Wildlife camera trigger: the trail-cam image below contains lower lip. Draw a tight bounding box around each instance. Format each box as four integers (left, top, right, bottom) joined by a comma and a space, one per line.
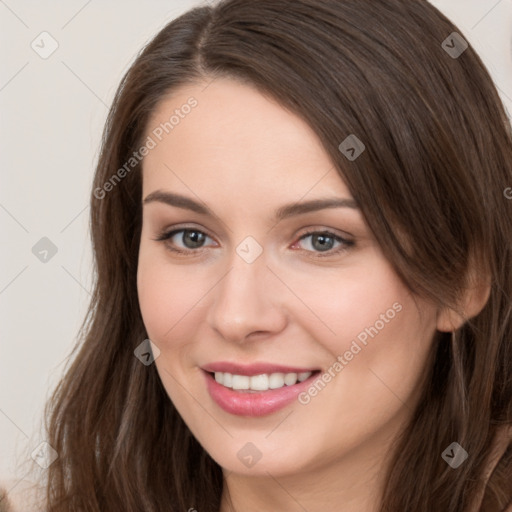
202, 370, 319, 417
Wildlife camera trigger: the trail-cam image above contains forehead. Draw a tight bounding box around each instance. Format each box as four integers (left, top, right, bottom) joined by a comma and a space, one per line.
142, 77, 351, 201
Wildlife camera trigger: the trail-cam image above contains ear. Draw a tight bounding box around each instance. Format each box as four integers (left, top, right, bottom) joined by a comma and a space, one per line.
436, 264, 491, 332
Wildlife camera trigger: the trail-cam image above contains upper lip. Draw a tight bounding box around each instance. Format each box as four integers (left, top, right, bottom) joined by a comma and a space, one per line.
202, 361, 319, 376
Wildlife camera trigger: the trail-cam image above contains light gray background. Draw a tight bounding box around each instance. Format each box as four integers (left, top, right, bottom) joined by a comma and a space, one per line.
1, 0, 511, 480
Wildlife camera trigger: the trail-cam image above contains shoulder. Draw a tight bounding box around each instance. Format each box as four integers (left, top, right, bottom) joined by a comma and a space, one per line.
0, 478, 45, 512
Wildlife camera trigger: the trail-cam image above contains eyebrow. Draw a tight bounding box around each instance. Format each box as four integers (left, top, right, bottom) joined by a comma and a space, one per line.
143, 190, 359, 222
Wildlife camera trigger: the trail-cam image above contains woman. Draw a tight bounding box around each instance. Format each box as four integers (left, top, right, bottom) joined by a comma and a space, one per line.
5, 0, 511, 510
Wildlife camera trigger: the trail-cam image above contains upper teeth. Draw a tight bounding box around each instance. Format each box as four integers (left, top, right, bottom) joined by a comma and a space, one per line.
214, 371, 312, 391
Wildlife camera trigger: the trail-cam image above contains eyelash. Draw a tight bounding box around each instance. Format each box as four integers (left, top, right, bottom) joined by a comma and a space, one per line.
153, 226, 355, 258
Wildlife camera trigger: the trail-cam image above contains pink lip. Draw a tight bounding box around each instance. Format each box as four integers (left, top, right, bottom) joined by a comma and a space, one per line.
202, 368, 320, 417
202, 361, 318, 376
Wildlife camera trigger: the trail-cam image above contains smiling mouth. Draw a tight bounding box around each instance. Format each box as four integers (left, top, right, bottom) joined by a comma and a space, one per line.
206, 370, 322, 392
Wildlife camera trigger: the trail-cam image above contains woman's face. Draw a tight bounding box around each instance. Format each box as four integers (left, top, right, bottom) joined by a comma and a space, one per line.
137, 77, 440, 479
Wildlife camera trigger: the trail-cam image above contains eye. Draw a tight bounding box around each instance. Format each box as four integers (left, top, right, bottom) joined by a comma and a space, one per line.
293, 230, 354, 257
153, 227, 215, 254
153, 226, 354, 258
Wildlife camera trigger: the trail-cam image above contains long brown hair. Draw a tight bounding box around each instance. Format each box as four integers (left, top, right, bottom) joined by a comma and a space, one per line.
43, 0, 512, 510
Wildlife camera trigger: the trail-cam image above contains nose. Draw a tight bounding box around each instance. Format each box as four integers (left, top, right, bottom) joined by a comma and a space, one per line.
206, 249, 288, 344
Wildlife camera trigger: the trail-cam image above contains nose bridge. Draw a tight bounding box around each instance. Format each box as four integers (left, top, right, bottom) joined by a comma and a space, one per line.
206, 240, 286, 342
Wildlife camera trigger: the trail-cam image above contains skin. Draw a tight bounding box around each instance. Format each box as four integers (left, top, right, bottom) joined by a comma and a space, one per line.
136, 77, 484, 512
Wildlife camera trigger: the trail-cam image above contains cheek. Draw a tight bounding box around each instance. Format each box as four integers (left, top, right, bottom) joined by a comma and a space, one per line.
292, 259, 435, 406
290, 281, 435, 458
136, 249, 207, 346
310, 289, 435, 433
282, 258, 407, 356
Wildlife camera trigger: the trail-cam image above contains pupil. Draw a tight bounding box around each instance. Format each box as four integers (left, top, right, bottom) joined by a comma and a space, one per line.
313, 234, 333, 252
185, 230, 204, 248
